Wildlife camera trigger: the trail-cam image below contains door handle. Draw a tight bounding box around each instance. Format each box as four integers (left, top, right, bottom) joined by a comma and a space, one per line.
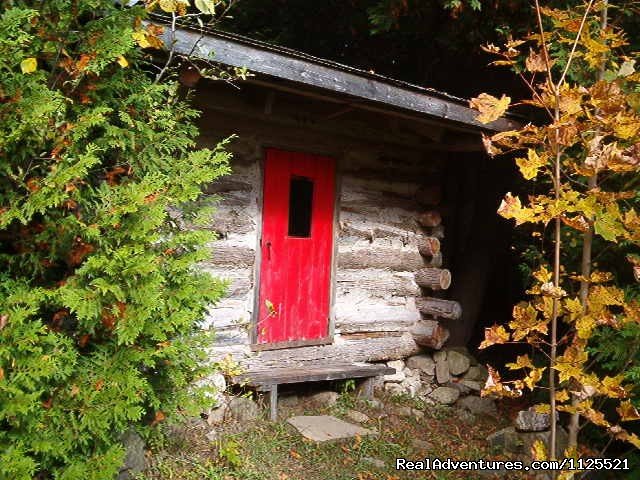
265, 241, 272, 260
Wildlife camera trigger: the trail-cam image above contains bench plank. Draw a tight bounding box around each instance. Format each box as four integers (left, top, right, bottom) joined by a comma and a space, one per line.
234, 363, 394, 390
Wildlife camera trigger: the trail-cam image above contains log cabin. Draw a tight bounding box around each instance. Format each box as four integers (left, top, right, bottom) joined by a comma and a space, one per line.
156, 21, 520, 414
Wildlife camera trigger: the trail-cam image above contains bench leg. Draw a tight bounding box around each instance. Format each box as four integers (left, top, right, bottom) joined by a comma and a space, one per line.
357, 377, 375, 399
269, 385, 278, 421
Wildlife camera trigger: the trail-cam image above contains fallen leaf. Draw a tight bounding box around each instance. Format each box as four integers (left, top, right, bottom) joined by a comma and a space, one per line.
21, 57, 37, 74
469, 93, 511, 124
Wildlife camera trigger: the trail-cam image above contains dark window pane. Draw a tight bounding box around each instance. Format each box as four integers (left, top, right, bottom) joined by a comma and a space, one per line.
288, 176, 313, 237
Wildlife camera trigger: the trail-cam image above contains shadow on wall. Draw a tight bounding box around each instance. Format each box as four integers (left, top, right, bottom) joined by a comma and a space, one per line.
443, 152, 522, 348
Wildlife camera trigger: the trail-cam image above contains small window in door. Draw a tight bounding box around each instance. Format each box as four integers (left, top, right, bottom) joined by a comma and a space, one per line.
288, 176, 314, 237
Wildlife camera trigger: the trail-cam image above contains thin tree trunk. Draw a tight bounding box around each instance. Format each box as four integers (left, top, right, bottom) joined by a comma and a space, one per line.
568, 0, 608, 450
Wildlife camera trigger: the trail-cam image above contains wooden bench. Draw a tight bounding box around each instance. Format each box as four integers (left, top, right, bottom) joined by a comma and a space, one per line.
233, 362, 395, 420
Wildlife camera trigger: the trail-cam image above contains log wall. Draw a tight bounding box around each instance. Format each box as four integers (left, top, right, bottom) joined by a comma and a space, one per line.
193, 81, 462, 368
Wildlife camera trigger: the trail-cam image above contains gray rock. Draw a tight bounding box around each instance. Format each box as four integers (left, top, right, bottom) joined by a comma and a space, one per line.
205, 429, 219, 442
429, 386, 460, 405
460, 380, 483, 392
447, 350, 471, 376
206, 403, 228, 426
228, 396, 260, 422
455, 408, 476, 423
515, 410, 551, 432
448, 381, 472, 395
287, 415, 377, 442
117, 429, 146, 480
346, 410, 370, 423
456, 395, 497, 416
384, 360, 406, 382
463, 365, 489, 382
392, 405, 414, 417
384, 382, 404, 395
406, 354, 436, 375
435, 357, 450, 384
488, 426, 568, 458
308, 390, 340, 407
362, 457, 386, 469
433, 350, 447, 362
279, 395, 300, 408
487, 426, 522, 454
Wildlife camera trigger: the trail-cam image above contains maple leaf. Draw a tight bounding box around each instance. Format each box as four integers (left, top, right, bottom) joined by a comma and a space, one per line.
479, 324, 510, 349
469, 93, 511, 124
617, 401, 640, 422
515, 149, 546, 180
506, 354, 534, 370
497, 192, 534, 225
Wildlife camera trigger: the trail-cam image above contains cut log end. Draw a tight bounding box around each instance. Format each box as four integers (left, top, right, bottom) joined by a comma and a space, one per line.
417, 236, 441, 257
416, 296, 462, 320
417, 210, 442, 228
415, 267, 452, 290
411, 321, 450, 350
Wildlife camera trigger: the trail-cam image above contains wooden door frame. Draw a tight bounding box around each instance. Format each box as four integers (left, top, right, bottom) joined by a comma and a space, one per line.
249, 145, 341, 351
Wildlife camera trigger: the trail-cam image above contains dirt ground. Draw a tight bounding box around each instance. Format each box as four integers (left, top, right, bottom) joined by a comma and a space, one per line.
138, 387, 543, 480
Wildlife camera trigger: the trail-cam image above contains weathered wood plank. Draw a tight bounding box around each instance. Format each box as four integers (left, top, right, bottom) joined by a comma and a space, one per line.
163, 24, 519, 132
206, 244, 256, 267
336, 269, 419, 297
338, 245, 427, 271
235, 363, 394, 387
226, 332, 421, 369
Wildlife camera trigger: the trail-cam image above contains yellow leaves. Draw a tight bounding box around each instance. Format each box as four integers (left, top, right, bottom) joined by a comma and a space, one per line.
533, 266, 552, 284
530, 439, 547, 461
159, 0, 190, 14
555, 390, 570, 402
194, 0, 218, 14
618, 59, 636, 77
479, 325, 510, 349
481, 365, 522, 398
116, 55, 129, 68
498, 347, 546, 391
575, 314, 596, 339
540, 282, 567, 299
20, 57, 37, 74
132, 27, 165, 50
497, 193, 533, 226
506, 354, 534, 371
534, 403, 551, 414
618, 401, 640, 422
469, 93, 511, 124
515, 149, 546, 180
523, 366, 546, 390
509, 302, 548, 341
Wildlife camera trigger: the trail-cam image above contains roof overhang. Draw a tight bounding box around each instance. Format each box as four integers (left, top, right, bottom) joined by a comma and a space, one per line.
152, 20, 520, 134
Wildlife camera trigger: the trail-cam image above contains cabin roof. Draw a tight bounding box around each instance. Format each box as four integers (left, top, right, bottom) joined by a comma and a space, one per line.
151, 16, 520, 133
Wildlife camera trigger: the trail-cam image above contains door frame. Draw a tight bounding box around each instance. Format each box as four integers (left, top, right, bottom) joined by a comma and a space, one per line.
250, 145, 341, 351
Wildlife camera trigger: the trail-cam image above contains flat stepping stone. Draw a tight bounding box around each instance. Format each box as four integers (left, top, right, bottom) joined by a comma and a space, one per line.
287, 415, 377, 442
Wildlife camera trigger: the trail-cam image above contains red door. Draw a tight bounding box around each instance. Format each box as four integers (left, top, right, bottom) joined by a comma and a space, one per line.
256, 149, 336, 346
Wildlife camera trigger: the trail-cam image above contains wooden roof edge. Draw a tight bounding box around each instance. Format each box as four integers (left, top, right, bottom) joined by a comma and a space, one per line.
147, 18, 524, 134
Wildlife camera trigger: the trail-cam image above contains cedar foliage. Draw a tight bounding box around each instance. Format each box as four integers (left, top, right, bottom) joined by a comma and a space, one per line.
472, 1, 640, 471
0, 1, 231, 478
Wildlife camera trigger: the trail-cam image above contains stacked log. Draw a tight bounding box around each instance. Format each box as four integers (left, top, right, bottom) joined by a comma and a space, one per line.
415, 267, 451, 290
412, 188, 462, 351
